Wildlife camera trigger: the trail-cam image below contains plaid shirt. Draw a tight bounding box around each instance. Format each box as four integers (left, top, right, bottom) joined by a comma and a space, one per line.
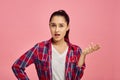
12, 38, 85, 80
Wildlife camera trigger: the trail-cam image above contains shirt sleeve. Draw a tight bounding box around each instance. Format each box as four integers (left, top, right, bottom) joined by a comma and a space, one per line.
12, 44, 39, 80
74, 47, 86, 80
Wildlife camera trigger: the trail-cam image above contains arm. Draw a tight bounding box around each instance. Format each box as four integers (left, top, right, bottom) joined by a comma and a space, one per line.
78, 43, 100, 67
75, 43, 100, 79
12, 44, 38, 80
78, 53, 86, 67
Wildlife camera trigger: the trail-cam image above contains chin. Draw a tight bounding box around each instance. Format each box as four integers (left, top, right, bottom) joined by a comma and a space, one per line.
53, 37, 63, 42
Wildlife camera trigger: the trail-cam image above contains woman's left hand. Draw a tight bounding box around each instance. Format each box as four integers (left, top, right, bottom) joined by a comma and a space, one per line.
82, 42, 101, 55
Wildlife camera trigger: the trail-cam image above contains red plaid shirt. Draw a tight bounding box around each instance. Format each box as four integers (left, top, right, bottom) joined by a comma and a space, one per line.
12, 38, 85, 80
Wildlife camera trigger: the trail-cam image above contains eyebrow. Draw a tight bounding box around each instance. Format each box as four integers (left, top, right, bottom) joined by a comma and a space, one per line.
50, 23, 65, 25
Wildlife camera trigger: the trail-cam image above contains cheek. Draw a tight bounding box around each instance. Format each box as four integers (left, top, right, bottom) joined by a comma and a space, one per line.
61, 28, 68, 35
49, 28, 52, 33
50, 28, 55, 36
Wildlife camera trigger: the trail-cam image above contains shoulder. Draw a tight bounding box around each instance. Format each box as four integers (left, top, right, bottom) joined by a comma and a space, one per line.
70, 43, 82, 53
35, 39, 50, 48
70, 43, 81, 50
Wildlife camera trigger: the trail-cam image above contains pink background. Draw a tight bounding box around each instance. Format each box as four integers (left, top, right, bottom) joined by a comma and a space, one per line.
0, 0, 120, 80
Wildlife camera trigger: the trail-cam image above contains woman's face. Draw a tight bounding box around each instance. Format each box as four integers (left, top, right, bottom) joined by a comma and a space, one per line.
49, 16, 69, 42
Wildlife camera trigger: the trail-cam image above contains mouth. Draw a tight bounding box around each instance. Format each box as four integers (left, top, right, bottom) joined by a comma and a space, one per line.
54, 34, 60, 37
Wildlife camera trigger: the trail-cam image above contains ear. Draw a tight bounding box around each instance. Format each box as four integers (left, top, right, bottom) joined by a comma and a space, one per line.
67, 25, 70, 31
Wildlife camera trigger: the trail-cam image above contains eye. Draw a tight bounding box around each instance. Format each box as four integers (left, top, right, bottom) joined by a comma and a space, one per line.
52, 24, 56, 27
50, 23, 56, 27
59, 24, 64, 27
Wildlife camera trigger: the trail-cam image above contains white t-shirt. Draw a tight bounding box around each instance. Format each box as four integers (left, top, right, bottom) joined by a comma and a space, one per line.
52, 44, 68, 80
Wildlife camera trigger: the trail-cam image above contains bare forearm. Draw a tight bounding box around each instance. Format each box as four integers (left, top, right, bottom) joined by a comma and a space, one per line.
78, 43, 100, 67
78, 53, 86, 67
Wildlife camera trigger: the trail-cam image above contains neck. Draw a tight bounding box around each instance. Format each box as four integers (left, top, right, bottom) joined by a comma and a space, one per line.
52, 38, 66, 46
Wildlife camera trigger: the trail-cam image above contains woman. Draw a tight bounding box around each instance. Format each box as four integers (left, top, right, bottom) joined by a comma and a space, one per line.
12, 10, 100, 80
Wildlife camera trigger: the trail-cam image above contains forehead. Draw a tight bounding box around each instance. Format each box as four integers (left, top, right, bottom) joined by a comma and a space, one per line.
50, 16, 67, 24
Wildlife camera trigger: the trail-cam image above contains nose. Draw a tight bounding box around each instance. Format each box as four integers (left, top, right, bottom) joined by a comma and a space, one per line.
55, 26, 59, 32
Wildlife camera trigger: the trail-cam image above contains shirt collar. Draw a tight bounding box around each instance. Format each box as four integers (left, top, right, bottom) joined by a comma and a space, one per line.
47, 38, 73, 50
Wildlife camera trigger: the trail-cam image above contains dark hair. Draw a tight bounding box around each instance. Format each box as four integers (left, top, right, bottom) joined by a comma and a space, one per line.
49, 10, 70, 41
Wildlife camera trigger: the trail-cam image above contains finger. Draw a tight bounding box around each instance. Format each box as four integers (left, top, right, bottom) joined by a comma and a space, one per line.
90, 42, 95, 52
88, 44, 92, 51
93, 44, 100, 51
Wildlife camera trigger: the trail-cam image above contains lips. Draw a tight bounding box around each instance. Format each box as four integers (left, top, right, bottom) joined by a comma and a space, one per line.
54, 34, 60, 36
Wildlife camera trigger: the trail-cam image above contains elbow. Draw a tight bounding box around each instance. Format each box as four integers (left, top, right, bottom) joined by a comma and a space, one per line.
12, 63, 16, 72
11, 62, 20, 72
